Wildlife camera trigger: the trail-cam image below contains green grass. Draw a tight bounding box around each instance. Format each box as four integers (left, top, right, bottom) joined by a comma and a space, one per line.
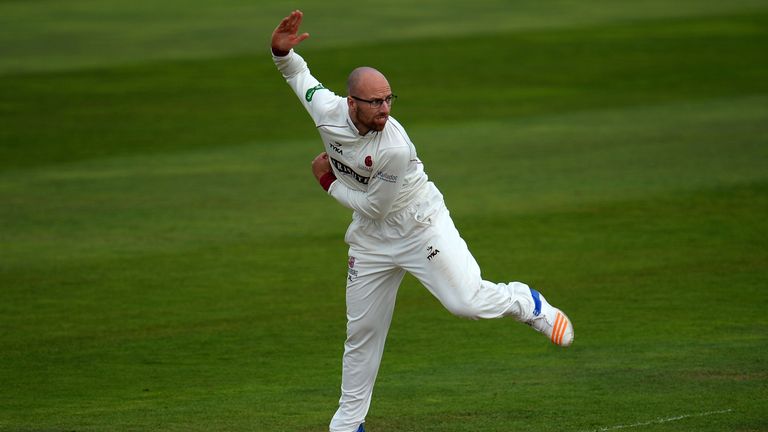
1, 2, 767, 431
2, 0, 765, 73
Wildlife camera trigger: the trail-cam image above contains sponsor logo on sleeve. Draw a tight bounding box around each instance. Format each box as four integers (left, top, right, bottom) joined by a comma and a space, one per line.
305, 84, 326, 102
375, 171, 398, 183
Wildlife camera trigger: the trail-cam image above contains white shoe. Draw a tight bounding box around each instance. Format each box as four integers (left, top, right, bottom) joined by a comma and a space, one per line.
527, 288, 574, 347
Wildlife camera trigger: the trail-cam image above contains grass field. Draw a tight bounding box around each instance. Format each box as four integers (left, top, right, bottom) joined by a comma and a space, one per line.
1, 1, 767, 431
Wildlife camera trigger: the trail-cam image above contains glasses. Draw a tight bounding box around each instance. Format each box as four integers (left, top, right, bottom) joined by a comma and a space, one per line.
351, 94, 397, 108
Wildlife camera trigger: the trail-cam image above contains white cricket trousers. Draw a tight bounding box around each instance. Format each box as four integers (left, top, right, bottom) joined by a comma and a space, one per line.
329, 183, 536, 432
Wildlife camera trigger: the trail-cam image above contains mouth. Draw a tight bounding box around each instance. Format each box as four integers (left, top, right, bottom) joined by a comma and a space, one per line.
372, 115, 388, 131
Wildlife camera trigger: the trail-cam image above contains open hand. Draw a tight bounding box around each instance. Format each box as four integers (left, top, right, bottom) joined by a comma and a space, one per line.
271, 10, 310, 53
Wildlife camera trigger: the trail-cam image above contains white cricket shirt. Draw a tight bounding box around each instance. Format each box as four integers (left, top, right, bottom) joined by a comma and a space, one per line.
273, 50, 430, 220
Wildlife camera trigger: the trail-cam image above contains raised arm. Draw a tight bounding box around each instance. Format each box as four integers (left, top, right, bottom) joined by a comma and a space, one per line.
271, 10, 310, 56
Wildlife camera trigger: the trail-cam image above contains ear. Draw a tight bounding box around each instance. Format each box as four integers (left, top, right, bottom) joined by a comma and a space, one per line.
347, 96, 358, 118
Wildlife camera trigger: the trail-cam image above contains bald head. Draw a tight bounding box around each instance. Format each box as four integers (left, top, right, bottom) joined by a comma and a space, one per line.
346, 66, 393, 135
347, 67, 388, 96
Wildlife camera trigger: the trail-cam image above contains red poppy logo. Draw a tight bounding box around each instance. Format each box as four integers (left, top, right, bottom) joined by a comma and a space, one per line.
365, 156, 373, 167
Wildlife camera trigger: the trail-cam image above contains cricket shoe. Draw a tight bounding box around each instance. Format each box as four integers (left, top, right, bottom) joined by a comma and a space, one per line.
527, 288, 574, 347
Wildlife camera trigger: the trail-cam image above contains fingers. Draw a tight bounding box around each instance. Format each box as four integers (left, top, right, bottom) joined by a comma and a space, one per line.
286, 10, 303, 33
293, 10, 303, 27
275, 11, 298, 32
273, 10, 309, 51
275, 10, 308, 41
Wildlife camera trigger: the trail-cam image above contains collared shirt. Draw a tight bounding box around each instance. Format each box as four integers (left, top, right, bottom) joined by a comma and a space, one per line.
274, 50, 430, 220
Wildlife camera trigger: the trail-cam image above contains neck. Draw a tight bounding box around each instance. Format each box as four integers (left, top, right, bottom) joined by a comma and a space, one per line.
354, 121, 370, 136
349, 108, 370, 136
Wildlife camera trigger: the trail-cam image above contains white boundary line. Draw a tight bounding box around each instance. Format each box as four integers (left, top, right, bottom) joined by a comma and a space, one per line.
581, 408, 733, 432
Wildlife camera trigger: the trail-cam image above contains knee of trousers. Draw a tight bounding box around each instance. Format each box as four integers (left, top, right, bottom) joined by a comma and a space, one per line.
443, 300, 491, 319
345, 314, 389, 347
440, 278, 516, 320
445, 304, 481, 319
439, 283, 488, 319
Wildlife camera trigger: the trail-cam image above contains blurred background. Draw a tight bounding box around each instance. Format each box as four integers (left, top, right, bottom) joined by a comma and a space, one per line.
1, 1, 766, 431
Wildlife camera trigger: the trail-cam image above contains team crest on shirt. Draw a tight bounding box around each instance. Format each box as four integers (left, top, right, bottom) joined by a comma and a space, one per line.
358, 155, 373, 172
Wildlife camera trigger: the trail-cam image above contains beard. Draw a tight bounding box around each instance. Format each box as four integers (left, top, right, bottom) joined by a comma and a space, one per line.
370, 114, 389, 131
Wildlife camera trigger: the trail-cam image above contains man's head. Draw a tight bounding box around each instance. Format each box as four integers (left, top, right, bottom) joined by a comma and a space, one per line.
347, 67, 395, 135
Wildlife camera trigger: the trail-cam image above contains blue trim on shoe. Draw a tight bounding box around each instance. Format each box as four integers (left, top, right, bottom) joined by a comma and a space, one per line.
356, 424, 365, 432
530, 288, 542, 317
